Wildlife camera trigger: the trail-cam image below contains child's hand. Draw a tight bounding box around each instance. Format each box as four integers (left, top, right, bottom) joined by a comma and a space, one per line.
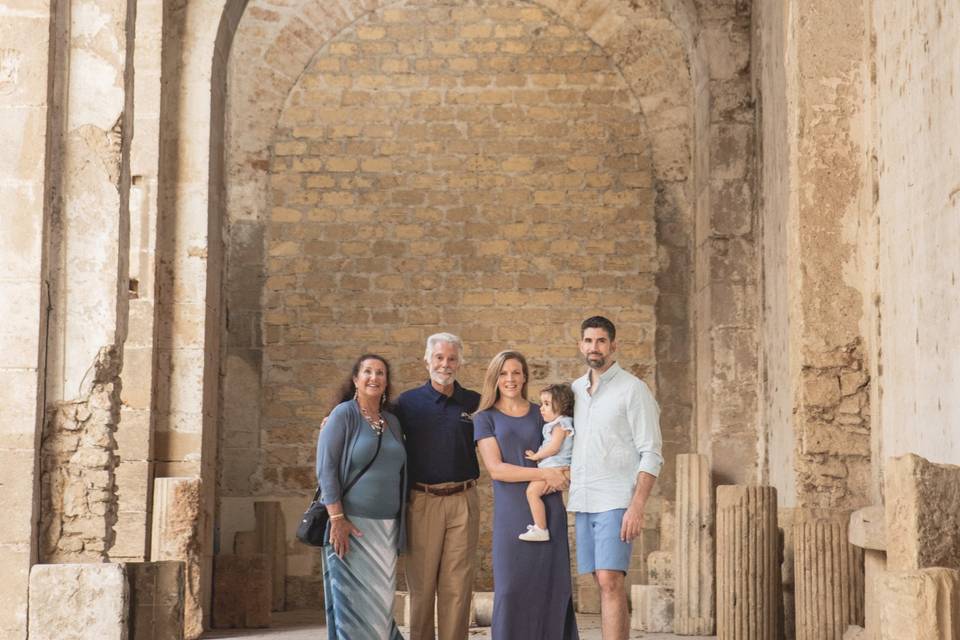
524, 449, 538, 461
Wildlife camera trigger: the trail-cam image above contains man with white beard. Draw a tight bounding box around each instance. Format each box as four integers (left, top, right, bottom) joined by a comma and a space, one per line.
394, 333, 482, 640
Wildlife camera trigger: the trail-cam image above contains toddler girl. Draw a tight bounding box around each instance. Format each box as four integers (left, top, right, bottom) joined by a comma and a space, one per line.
519, 383, 575, 542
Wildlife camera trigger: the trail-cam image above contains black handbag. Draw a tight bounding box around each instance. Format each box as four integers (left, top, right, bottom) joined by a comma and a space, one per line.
296, 429, 383, 546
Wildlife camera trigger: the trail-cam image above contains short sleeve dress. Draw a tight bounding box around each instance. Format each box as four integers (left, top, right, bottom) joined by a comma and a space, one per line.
474, 404, 579, 640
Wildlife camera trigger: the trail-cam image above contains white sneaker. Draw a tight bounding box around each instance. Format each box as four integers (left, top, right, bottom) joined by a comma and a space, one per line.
518, 525, 550, 542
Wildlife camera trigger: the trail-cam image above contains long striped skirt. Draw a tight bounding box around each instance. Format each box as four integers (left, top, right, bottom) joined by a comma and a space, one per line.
322, 516, 404, 640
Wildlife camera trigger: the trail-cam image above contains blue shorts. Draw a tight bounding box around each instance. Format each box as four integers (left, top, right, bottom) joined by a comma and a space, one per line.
575, 509, 632, 574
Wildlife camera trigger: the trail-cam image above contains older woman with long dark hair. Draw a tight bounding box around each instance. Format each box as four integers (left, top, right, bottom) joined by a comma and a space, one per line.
473, 350, 579, 639
315, 353, 406, 640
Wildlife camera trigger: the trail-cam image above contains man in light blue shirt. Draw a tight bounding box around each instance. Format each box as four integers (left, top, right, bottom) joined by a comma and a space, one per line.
569, 315, 664, 640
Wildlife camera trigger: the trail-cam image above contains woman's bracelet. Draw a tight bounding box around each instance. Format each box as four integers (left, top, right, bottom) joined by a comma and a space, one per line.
329, 513, 345, 521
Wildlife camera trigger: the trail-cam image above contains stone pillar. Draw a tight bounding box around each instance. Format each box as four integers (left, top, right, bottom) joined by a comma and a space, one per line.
674, 453, 715, 635
211, 555, 271, 629
127, 561, 185, 640
716, 485, 781, 640
878, 568, 960, 640
884, 454, 960, 571
794, 511, 864, 640
254, 501, 286, 611
28, 564, 129, 640
151, 477, 205, 639
631, 585, 675, 633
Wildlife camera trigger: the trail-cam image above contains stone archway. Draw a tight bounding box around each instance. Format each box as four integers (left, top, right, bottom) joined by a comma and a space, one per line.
218, 0, 709, 607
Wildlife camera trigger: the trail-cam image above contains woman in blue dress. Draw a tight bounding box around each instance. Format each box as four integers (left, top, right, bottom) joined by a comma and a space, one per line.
473, 350, 579, 640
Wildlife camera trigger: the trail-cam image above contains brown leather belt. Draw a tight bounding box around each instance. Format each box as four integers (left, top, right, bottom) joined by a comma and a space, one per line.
411, 480, 476, 497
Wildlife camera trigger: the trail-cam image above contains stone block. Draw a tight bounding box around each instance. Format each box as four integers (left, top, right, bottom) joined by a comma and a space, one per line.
127, 561, 184, 640
151, 477, 205, 638
472, 591, 494, 627
577, 583, 601, 614
878, 568, 960, 639
630, 584, 674, 633
647, 550, 673, 587
29, 563, 128, 640
849, 505, 885, 551
675, 453, 715, 635
393, 591, 410, 626
254, 501, 286, 611
863, 550, 886, 640
211, 554, 271, 629
885, 453, 960, 571
234, 530, 257, 555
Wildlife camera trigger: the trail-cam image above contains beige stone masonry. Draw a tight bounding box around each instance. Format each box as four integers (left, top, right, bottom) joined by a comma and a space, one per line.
28, 563, 129, 640
631, 584, 674, 633
885, 454, 960, 572
794, 510, 864, 640
716, 485, 780, 640
212, 554, 272, 629
878, 568, 960, 640
127, 561, 185, 640
254, 501, 286, 611
648, 550, 673, 587
674, 453, 714, 635
848, 506, 885, 551
151, 477, 206, 639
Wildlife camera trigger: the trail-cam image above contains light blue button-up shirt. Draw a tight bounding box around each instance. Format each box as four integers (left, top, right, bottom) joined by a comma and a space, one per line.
568, 362, 664, 513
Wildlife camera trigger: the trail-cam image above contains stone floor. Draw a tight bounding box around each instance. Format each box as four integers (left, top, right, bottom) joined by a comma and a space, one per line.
203, 610, 715, 639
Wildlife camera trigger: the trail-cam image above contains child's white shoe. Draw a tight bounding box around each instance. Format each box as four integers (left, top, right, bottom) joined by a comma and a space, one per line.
518, 525, 550, 542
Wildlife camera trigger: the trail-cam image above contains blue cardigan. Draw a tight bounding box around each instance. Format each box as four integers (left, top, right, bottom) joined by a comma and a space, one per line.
315, 400, 407, 551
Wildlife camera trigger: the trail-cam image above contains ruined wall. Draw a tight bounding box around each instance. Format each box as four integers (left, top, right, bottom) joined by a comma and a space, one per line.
754, 0, 872, 510
40, 0, 136, 562
873, 0, 960, 473
40, 347, 122, 561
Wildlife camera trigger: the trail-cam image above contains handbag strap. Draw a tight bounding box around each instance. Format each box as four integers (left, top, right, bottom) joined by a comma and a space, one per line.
311, 428, 384, 504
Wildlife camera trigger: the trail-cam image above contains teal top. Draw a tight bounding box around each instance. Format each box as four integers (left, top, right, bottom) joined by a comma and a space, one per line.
343, 422, 406, 518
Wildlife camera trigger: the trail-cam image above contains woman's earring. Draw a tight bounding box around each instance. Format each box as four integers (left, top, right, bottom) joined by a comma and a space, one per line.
380, 393, 386, 407
353, 387, 358, 401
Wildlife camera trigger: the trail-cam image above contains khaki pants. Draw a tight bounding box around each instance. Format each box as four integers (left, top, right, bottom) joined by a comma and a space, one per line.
406, 485, 479, 640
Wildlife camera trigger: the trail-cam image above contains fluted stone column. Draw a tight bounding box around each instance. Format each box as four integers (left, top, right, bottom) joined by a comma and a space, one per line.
794, 511, 864, 640
675, 453, 715, 634
717, 486, 781, 640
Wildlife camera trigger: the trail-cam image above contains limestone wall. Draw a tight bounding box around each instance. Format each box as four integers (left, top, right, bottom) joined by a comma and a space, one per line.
873, 0, 960, 470
0, 0, 53, 633
754, 0, 873, 510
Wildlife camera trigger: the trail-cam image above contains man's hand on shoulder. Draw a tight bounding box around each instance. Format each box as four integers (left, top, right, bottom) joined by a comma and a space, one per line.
620, 505, 644, 542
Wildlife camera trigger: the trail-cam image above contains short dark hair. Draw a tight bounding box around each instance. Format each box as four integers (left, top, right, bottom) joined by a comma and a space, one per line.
580, 316, 616, 341
541, 383, 575, 418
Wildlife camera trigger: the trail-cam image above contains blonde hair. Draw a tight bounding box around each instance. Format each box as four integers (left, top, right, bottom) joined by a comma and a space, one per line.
475, 350, 530, 414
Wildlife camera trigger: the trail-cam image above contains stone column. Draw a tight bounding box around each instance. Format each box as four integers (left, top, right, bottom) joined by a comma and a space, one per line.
878, 568, 960, 639
794, 510, 864, 640
254, 501, 286, 611
151, 477, 205, 639
127, 561, 185, 640
674, 453, 715, 634
716, 485, 781, 640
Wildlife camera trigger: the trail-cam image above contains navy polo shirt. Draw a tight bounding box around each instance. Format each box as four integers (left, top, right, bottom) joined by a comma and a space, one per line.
394, 380, 481, 485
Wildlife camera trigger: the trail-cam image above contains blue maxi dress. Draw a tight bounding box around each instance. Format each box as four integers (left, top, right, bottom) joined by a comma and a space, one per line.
474, 404, 579, 640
